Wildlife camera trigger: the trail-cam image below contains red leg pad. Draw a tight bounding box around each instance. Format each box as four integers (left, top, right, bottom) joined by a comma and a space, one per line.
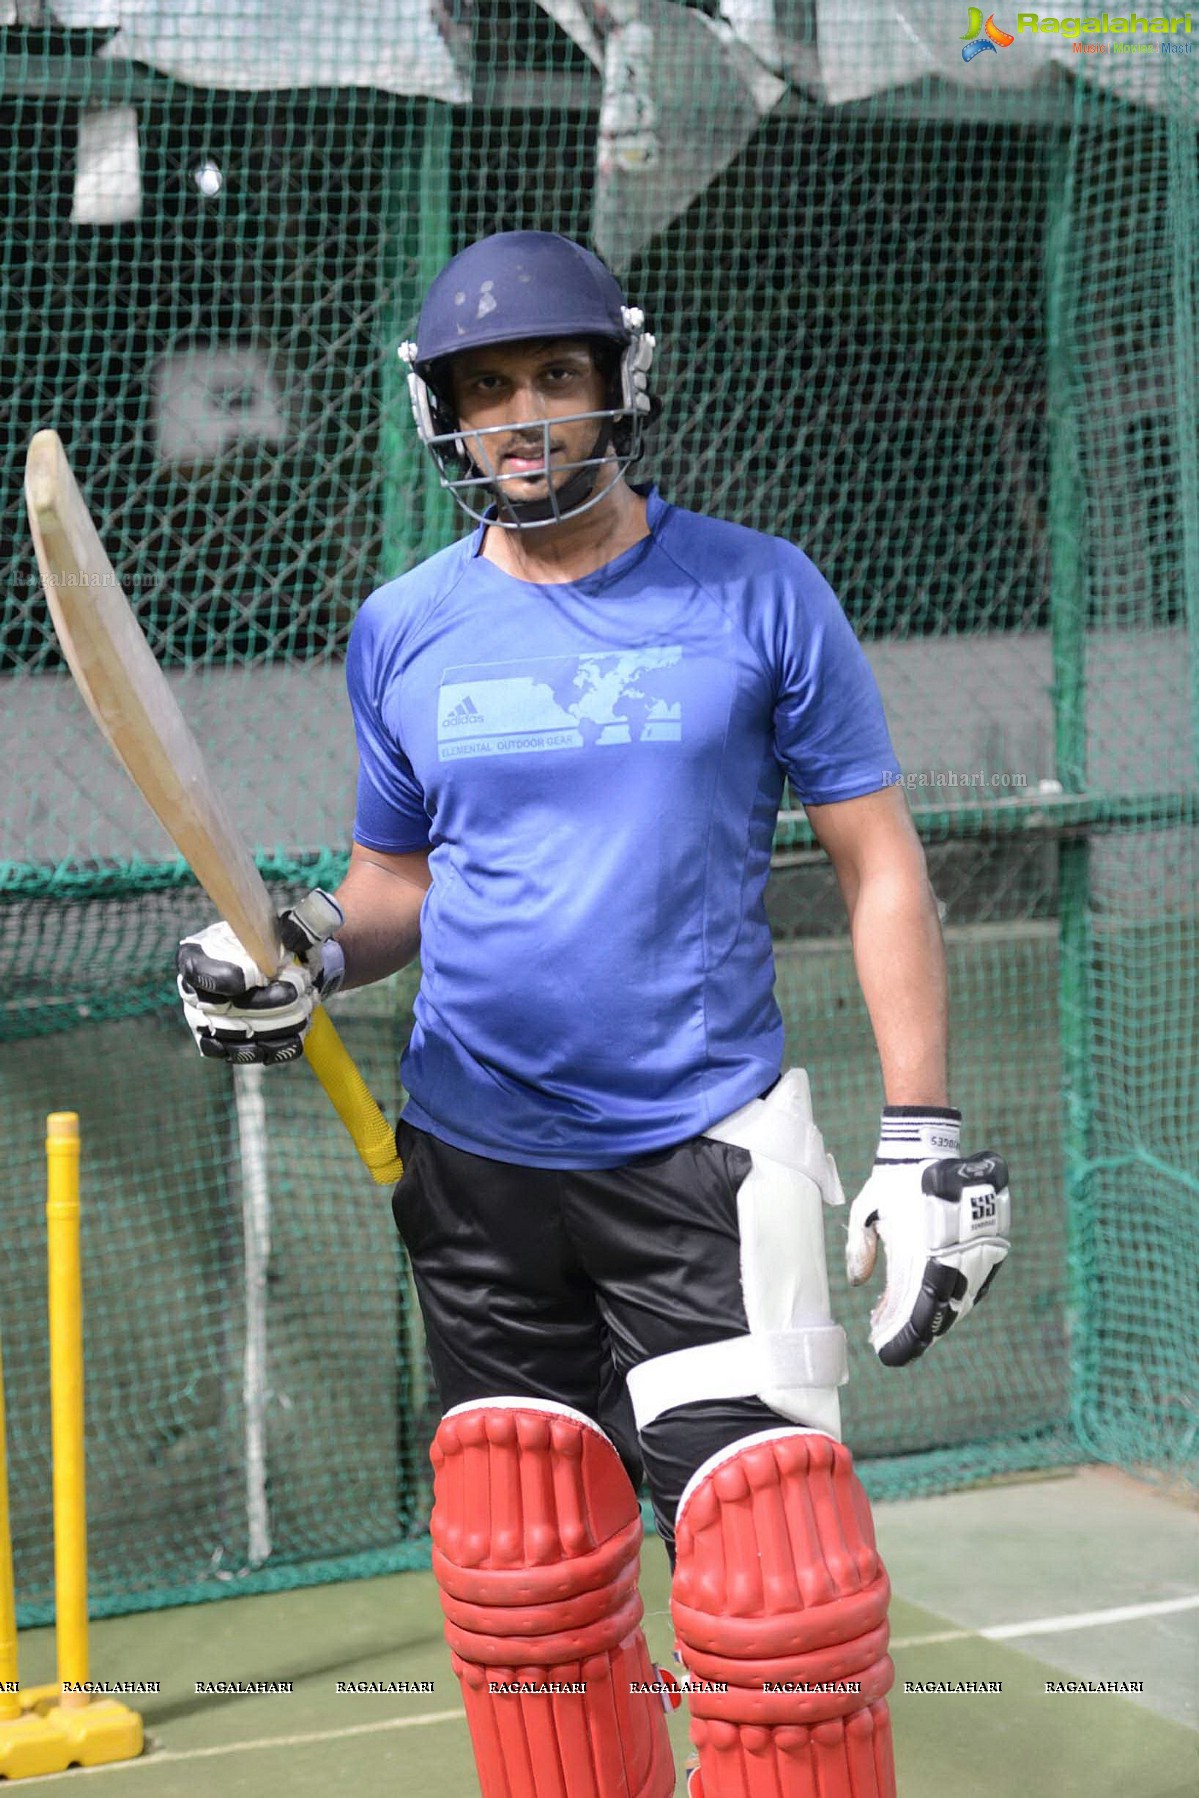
671, 1429, 896, 1798
431, 1399, 675, 1798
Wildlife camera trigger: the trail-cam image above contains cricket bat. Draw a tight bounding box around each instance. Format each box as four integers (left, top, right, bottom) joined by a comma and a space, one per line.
25, 429, 402, 1186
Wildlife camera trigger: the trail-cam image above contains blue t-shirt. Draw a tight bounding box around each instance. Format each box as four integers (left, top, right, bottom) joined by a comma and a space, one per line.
347, 487, 899, 1167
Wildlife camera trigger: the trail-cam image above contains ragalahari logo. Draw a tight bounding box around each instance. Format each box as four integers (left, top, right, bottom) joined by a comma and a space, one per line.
962, 9, 1016, 57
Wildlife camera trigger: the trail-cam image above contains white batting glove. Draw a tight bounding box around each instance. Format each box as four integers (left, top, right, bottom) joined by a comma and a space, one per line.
176, 888, 346, 1066
846, 1108, 1010, 1367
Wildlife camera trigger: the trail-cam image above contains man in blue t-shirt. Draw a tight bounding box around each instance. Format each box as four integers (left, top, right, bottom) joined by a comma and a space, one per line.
178, 233, 1010, 1798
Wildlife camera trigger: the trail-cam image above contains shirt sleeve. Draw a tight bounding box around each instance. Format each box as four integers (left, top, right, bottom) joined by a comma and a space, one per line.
772, 550, 901, 805
346, 595, 433, 851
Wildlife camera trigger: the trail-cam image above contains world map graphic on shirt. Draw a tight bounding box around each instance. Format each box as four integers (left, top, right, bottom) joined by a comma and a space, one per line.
437, 647, 685, 759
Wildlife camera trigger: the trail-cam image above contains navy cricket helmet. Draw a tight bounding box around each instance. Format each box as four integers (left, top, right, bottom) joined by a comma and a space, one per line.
398, 231, 657, 529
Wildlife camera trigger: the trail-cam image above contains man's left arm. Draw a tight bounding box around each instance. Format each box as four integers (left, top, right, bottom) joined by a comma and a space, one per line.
805, 784, 948, 1107
806, 784, 1012, 1366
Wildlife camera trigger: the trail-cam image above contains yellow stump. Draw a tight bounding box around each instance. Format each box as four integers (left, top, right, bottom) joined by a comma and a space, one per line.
1, 1332, 25, 1723
0, 1114, 143, 1777
0, 1203, 75, 1778
47, 1112, 89, 1712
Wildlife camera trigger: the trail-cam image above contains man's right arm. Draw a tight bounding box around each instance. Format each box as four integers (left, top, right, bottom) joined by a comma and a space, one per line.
333, 842, 433, 991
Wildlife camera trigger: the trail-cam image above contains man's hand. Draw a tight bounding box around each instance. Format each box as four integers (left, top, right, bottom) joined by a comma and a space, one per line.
845, 1107, 1010, 1366
176, 888, 346, 1066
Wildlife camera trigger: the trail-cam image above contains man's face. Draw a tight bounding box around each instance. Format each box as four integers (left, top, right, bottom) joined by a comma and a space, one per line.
448, 339, 610, 511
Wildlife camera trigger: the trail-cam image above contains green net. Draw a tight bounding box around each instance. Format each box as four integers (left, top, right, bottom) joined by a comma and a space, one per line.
1, 5, 1196, 1623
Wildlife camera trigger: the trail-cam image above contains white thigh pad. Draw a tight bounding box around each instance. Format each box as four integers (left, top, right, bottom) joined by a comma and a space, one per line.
626, 1070, 849, 1438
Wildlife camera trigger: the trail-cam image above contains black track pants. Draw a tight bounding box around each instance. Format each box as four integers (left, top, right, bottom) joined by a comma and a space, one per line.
392, 1117, 793, 1559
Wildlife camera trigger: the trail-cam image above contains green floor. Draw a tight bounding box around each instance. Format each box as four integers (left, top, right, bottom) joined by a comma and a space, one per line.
6, 1467, 1196, 1796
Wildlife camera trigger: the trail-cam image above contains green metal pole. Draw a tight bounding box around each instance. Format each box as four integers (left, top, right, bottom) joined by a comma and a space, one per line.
378, 103, 423, 581
415, 105, 459, 561
1045, 100, 1097, 1457
378, 102, 458, 581
1165, 61, 1199, 783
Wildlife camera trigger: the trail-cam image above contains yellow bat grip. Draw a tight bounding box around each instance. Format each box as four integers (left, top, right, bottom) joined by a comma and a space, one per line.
302, 1006, 404, 1185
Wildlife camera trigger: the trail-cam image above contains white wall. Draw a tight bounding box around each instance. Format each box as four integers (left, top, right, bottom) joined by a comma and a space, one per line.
4, 629, 1192, 906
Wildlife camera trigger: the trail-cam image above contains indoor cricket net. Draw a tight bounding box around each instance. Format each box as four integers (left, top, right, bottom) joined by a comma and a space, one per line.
1, 5, 1196, 1622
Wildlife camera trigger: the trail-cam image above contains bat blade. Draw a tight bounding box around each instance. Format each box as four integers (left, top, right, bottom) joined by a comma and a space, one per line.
25, 429, 401, 1185
26, 430, 281, 974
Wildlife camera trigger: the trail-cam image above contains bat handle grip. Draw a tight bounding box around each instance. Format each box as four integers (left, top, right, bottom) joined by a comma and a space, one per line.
302, 1006, 404, 1185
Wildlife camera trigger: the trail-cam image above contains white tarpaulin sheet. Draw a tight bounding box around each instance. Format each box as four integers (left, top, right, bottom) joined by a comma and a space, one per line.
53, 0, 470, 103
72, 105, 143, 224
816, 2, 1199, 115
538, 0, 785, 267
557, 0, 1198, 261
47, 3, 1196, 259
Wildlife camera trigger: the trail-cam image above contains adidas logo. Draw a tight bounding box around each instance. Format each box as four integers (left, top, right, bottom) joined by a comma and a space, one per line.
442, 696, 483, 728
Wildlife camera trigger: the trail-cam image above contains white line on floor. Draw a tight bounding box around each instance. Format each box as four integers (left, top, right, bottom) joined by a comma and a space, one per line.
893, 1591, 1199, 1650
14, 1708, 465, 1783
18, 1595, 1198, 1781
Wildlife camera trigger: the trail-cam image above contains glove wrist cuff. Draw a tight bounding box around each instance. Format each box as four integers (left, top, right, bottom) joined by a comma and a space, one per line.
875, 1106, 961, 1164
318, 937, 345, 999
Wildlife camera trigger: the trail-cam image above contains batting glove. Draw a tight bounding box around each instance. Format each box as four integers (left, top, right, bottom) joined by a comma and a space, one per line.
176, 888, 346, 1066
845, 1107, 1010, 1367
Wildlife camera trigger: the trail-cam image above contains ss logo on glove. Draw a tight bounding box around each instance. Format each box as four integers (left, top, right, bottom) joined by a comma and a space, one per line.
847, 1126, 1012, 1368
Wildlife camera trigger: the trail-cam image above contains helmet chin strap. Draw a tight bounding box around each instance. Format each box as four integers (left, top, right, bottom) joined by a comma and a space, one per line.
490, 422, 612, 528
